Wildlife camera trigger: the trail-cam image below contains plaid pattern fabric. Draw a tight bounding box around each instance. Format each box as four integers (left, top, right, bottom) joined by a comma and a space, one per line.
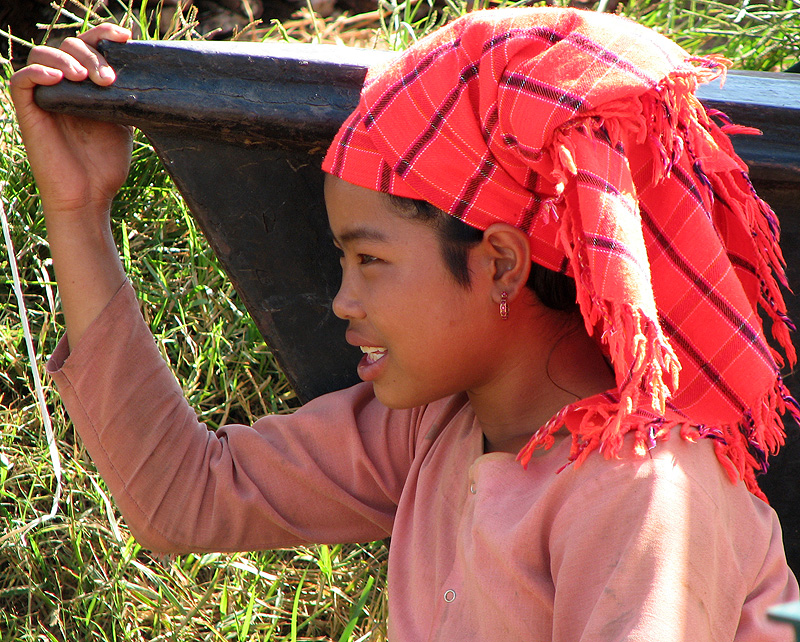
322, 7, 797, 498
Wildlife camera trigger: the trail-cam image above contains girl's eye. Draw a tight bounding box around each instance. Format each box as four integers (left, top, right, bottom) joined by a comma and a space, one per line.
333, 247, 380, 267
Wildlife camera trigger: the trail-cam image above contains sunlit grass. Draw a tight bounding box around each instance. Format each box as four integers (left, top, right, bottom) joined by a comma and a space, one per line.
622, 0, 800, 71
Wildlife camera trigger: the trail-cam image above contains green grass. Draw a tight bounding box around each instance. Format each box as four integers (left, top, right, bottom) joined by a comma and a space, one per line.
622, 0, 800, 71
2, 0, 800, 639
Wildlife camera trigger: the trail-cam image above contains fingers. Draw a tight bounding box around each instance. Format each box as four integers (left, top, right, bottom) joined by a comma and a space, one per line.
9, 64, 65, 92
72, 24, 132, 83
27, 45, 90, 83
76, 23, 132, 48
22, 23, 131, 86
59, 38, 115, 85
9, 23, 132, 121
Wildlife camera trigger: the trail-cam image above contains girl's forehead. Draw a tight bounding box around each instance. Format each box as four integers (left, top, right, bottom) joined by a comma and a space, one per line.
324, 174, 384, 203
326, 176, 404, 229
324, 176, 443, 252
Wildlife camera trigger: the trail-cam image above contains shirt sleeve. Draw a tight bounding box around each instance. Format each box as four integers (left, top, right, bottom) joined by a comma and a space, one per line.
47, 280, 423, 554
547, 435, 799, 642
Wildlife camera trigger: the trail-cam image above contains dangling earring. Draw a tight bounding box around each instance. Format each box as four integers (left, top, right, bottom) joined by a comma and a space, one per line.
499, 291, 509, 320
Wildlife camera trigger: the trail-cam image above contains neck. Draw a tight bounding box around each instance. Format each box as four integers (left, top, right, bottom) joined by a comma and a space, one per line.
470, 311, 616, 455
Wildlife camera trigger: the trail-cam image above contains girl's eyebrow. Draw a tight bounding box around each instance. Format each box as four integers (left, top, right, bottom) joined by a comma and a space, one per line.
331, 226, 389, 246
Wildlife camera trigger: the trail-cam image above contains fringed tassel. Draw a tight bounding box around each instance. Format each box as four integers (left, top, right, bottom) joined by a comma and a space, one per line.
517, 58, 797, 504
706, 108, 762, 136
708, 377, 797, 502
701, 122, 797, 370
534, 100, 682, 471
519, 396, 680, 470
518, 378, 797, 504
553, 145, 681, 423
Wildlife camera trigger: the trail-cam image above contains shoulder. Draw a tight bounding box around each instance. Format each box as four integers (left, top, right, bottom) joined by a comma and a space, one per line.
548, 430, 787, 581
556, 430, 746, 504
542, 431, 798, 640
552, 432, 769, 529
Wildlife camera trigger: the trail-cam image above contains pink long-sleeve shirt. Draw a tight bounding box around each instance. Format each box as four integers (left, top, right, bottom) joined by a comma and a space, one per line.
48, 281, 798, 641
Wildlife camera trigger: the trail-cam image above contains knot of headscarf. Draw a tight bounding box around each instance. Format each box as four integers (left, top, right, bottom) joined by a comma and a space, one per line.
322, 6, 798, 499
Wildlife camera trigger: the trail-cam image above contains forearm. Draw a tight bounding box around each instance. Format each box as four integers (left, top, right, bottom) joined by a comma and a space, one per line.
45, 208, 126, 350
9, 23, 134, 350
48, 281, 407, 553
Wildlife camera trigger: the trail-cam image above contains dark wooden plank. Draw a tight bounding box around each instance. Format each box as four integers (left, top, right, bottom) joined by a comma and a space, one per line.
34, 40, 390, 146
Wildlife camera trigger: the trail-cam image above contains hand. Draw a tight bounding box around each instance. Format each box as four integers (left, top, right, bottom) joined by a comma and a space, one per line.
8, 23, 133, 222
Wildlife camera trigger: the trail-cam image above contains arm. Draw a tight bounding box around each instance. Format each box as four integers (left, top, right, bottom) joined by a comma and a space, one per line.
48, 281, 420, 554
17, 27, 419, 554
8, 24, 133, 349
548, 436, 798, 642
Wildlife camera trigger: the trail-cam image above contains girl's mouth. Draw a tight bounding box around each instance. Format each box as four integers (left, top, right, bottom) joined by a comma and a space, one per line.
360, 346, 387, 365
358, 346, 388, 382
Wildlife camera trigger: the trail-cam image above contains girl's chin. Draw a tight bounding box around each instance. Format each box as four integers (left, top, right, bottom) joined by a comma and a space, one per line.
370, 378, 447, 411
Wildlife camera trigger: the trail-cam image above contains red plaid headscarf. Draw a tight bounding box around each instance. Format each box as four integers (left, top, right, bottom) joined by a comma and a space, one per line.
322, 7, 797, 498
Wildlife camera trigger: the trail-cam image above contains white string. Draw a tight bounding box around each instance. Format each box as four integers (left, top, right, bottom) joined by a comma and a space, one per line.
0, 187, 62, 541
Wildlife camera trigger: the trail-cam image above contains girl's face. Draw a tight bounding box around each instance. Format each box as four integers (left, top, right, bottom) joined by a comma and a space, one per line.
325, 176, 499, 409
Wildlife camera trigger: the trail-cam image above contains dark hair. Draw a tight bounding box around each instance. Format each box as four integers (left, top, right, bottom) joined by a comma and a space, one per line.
387, 195, 578, 312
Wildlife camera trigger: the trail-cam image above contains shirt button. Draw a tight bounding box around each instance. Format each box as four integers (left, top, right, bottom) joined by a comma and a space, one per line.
444, 589, 456, 603
469, 483, 476, 495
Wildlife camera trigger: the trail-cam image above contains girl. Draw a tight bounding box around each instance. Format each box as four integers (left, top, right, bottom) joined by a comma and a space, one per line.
9, 7, 799, 640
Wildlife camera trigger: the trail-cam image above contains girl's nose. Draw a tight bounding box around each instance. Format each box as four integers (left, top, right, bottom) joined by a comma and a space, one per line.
332, 277, 365, 320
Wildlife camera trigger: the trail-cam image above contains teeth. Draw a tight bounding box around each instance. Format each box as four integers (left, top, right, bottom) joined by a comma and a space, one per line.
360, 346, 387, 364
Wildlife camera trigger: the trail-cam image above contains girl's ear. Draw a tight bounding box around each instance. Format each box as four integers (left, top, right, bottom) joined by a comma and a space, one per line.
479, 223, 532, 302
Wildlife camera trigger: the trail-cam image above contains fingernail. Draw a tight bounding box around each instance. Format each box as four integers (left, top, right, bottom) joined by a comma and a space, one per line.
99, 67, 115, 80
